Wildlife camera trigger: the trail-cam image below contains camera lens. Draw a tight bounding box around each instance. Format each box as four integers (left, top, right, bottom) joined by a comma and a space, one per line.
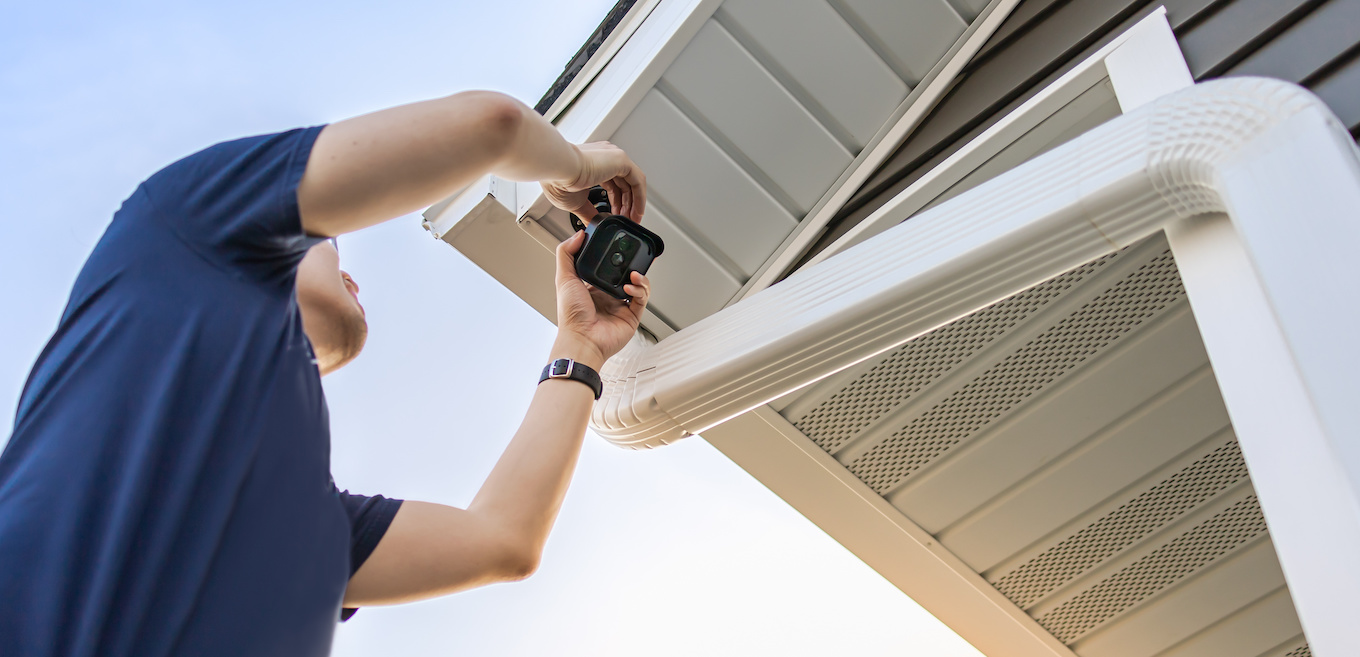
617, 236, 634, 250
610, 252, 625, 266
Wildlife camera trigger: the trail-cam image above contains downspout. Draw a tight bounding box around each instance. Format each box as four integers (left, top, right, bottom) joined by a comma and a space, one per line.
592, 77, 1360, 450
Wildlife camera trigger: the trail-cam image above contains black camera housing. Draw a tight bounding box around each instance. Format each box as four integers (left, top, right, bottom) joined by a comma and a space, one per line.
574, 213, 665, 300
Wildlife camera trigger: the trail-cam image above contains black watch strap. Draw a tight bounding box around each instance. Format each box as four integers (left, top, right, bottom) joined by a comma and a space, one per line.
539, 358, 603, 400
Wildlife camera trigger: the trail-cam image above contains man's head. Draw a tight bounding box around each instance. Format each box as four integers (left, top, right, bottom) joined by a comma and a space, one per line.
297, 240, 367, 375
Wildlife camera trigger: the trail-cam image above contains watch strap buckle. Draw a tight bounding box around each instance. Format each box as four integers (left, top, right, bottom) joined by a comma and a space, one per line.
539, 358, 603, 400
547, 358, 575, 379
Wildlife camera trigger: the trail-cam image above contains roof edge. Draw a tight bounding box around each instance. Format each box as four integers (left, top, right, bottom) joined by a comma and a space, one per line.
534, 0, 639, 115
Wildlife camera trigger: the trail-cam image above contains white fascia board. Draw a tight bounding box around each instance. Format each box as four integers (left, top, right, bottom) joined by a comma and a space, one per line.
421, 175, 561, 322
539, 0, 664, 123
807, 8, 1189, 268
1100, 8, 1194, 112
422, 177, 676, 338
595, 76, 1360, 654
704, 406, 1079, 657
730, 0, 1025, 303
422, 174, 512, 242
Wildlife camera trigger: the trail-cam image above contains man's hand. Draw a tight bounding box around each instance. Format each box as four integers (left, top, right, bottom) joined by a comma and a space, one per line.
540, 141, 647, 222
550, 230, 651, 369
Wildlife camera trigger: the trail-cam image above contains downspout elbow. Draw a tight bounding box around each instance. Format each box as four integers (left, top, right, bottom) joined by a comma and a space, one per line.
590, 331, 689, 449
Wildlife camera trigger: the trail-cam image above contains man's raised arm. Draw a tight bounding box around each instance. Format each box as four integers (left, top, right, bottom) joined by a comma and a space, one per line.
297, 90, 646, 237
301, 91, 655, 607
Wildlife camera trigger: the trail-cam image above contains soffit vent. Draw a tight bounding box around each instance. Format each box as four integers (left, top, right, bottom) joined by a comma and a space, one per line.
993, 438, 1248, 608
1036, 494, 1269, 644
1285, 644, 1313, 657
849, 249, 1186, 493
791, 254, 1115, 452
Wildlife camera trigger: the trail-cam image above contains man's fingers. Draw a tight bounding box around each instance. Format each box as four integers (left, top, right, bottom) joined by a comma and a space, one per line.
624, 271, 651, 319
555, 230, 585, 285
617, 179, 633, 221
601, 179, 622, 215
632, 271, 651, 302
572, 202, 597, 224
632, 179, 646, 222
622, 161, 646, 222
569, 142, 648, 222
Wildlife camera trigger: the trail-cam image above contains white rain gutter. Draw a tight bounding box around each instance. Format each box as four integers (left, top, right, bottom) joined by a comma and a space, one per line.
591, 77, 1360, 450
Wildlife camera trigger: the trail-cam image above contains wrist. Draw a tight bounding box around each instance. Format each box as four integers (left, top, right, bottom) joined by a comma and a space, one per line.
566, 143, 589, 191
549, 331, 605, 371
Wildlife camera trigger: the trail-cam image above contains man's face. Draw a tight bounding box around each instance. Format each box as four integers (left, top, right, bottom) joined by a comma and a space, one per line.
296, 241, 367, 375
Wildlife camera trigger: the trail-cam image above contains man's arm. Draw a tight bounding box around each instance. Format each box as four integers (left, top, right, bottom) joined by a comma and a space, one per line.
301, 92, 654, 606
343, 235, 651, 605
341, 362, 595, 602
297, 90, 645, 237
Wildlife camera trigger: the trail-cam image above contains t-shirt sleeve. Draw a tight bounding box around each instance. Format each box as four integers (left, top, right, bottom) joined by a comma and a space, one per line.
137, 126, 328, 285
336, 488, 404, 622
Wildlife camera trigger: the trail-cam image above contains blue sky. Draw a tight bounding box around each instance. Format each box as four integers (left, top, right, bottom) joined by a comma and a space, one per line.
0, 2, 984, 655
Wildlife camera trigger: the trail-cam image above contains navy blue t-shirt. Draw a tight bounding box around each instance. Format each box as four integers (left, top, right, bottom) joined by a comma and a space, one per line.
0, 127, 402, 656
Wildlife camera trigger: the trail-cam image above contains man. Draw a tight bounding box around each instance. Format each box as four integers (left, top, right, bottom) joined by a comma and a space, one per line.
0, 90, 649, 656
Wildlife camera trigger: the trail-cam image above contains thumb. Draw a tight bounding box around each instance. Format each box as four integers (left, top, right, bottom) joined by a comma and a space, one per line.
555, 230, 586, 286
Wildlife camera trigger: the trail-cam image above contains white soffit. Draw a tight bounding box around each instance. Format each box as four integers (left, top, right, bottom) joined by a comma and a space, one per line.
763, 235, 1310, 657
425, 0, 1019, 333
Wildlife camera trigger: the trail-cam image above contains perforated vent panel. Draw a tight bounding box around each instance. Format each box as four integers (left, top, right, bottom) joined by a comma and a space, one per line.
993, 439, 1249, 607
791, 256, 1115, 452
849, 249, 1185, 493
776, 239, 1303, 653
1036, 495, 1269, 643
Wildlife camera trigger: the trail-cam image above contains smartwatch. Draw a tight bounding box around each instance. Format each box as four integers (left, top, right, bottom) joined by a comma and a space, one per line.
539, 358, 603, 400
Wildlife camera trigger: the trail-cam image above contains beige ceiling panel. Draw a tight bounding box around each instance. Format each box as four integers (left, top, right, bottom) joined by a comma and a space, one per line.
609, 89, 797, 277
1152, 587, 1303, 657
945, 0, 990, 22
639, 205, 741, 329
864, 240, 1188, 520
1028, 486, 1265, 635
716, 0, 909, 149
1073, 538, 1287, 657
661, 20, 852, 214
938, 361, 1231, 574
889, 296, 1204, 533
835, 0, 967, 83
845, 247, 1190, 495
786, 249, 1120, 457
987, 434, 1252, 605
